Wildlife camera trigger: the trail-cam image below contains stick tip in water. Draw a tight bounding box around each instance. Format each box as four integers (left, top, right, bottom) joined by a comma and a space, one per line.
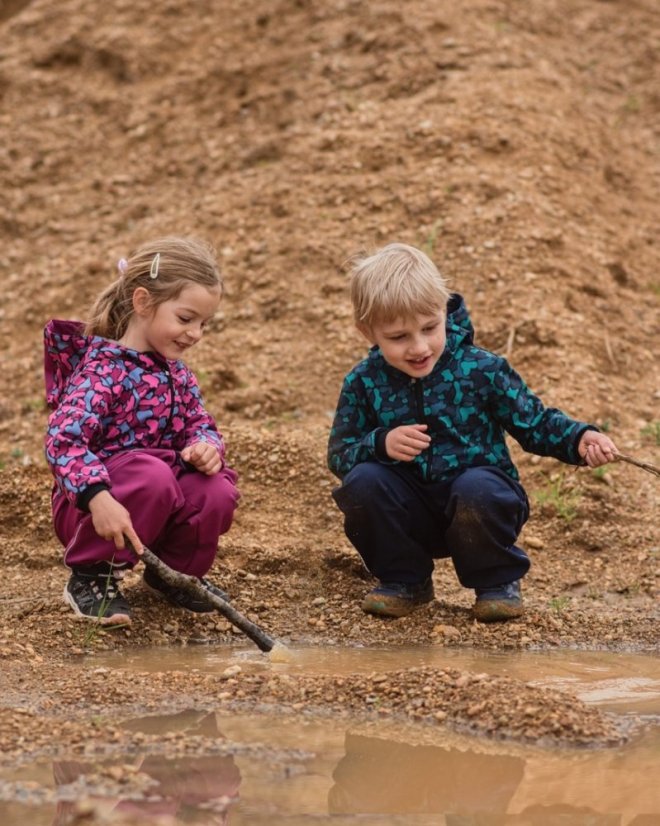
268, 641, 295, 663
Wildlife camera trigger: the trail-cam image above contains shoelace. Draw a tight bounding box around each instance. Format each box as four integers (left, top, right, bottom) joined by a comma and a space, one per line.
88, 570, 124, 601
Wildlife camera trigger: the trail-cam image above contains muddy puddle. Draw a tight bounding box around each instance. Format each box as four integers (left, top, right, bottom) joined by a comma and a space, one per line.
1, 646, 659, 824
100, 644, 660, 714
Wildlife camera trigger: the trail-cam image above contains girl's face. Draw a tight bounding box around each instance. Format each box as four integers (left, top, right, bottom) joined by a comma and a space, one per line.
361, 310, 446, 378
122, 283, 221, 359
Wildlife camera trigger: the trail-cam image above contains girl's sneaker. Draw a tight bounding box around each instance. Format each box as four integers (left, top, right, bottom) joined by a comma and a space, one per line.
362, 579, 434, 618
143, 566, 229, 613
473, 580, 523, 622
64, 563, 132, 626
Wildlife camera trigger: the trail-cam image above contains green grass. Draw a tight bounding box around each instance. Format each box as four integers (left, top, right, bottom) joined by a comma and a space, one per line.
640, 421, 660, 446
533, 474, 581, 523
420, 220, 443, 257
549, 596, 570, 615
80, 557, 128, 646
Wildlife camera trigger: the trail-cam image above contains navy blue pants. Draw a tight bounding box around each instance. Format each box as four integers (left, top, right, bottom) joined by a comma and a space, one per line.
332, 463, 530, 589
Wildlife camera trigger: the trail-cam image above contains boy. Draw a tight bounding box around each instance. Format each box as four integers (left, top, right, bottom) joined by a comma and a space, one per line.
327, 243, 617, 622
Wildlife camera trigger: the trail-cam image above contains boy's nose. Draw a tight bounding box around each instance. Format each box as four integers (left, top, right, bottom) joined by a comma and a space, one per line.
408, 336, 426, 354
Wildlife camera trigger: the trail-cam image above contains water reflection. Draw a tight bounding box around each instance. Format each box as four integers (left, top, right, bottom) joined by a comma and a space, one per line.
328, 730, 657, 824
329, 732, 523, 817
2, 710, 658, 824
51, 712, 240, 825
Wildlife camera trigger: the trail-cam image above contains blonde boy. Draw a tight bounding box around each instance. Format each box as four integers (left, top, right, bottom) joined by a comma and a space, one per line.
327, 243, 616, 620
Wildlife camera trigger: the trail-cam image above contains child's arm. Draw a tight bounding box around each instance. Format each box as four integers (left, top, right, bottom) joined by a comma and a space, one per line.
328, 374, 393, 478
178, 368, 225, 472
490, 357, 616, 465
45, 370, 113, 507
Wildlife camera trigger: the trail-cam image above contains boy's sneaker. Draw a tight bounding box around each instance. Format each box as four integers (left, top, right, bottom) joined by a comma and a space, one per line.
362, 578, 434, 618
143, 566, 229, 613
64, 563, 132, 626
473, 579, 523, 622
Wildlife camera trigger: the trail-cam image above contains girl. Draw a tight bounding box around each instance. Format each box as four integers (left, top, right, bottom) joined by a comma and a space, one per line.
44, 237, 239, 626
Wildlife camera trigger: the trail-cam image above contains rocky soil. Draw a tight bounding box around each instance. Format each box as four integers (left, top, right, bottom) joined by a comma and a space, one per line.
0, 0, 658, 803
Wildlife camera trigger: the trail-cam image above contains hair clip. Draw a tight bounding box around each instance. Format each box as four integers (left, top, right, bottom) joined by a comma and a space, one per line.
117, 258, 128, 274
149, 253, 160, 280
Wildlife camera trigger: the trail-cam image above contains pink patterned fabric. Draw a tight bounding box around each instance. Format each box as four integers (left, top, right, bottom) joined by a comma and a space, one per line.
44, 319, 225, 506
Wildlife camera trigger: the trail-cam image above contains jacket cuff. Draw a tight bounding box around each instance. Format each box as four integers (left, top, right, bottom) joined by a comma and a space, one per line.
77, 483, 111, 512
571, 424, 599, 465
374, 428, 392, 460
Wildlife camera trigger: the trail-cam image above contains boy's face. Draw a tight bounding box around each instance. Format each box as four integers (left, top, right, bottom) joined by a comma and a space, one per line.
361, 310, 446, 378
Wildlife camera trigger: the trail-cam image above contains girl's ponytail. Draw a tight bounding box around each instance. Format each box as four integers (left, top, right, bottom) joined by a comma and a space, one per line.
84, 278, 133, 339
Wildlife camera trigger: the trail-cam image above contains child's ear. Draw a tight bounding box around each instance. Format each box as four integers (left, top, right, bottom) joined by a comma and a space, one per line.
132, 287, 152, 317
356, 322, 375, 345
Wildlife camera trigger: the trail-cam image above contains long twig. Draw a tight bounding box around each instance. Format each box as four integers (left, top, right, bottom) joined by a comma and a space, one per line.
612, 452, 660, 478
141, 547, 276, 652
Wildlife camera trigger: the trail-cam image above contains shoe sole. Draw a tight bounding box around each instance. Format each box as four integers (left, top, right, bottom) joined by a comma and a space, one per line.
63, 585, 132, 627
473, 600, 524, 623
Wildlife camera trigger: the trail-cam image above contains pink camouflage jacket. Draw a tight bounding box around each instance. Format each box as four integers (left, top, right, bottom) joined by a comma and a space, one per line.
44, 319, 225, 509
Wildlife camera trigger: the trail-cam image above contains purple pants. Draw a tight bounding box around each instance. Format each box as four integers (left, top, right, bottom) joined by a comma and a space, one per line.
53, 449, 239, 576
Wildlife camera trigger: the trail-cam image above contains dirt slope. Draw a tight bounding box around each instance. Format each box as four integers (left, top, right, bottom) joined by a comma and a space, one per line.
0, 0, 658, 762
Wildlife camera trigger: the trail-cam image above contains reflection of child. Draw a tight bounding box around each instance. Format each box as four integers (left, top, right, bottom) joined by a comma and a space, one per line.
52, 751, 240, 825
44, 237, 239, 626
328, 243, 617, 621
329, 732, 523, 816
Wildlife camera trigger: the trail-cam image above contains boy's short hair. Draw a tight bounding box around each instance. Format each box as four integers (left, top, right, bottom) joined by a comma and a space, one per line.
349, 242, 450, 328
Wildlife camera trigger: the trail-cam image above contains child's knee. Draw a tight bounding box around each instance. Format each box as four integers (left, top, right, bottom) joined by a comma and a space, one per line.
449, 467, 528, 536
214, 469, 240, 512
452, 467, 521, 508
194, 468, 240, 515
108, 452, 180, 506
337, 463, 393, 500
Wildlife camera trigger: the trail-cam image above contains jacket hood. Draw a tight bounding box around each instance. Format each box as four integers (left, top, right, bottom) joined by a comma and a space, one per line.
44, 319, 172, 410
44, 319, 89, 410
446, 292, 474, 344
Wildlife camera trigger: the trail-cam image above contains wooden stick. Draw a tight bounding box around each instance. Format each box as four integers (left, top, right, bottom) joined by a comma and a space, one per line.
612, 452, 660, 478
141, 547, 276, 652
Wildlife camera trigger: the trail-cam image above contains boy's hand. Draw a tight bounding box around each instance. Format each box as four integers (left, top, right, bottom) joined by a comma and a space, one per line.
385, 424, 431, 461
578, 430, 618, 468
181, 441, 223, 475
88, 490, 143, 554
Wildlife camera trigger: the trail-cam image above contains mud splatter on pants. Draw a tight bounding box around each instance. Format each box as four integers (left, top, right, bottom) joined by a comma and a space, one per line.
53, 448, 239, 576
332, 463, 530, 588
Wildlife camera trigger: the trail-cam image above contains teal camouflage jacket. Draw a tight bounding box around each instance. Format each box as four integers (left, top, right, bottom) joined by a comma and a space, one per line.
327, 295, 594, 483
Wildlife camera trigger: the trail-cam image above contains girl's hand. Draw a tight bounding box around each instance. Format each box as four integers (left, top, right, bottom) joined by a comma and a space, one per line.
578, 430, 618, 468
181, 441, 223, 475
385, 424, 431, 462
88, 490, 143, 554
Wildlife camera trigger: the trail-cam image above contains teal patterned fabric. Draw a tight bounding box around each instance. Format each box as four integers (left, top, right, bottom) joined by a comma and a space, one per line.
328, 295, 593, 482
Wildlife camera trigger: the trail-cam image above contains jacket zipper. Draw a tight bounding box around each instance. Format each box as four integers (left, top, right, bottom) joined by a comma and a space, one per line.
160, 366, 176, 446
411, 378, 430, 481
